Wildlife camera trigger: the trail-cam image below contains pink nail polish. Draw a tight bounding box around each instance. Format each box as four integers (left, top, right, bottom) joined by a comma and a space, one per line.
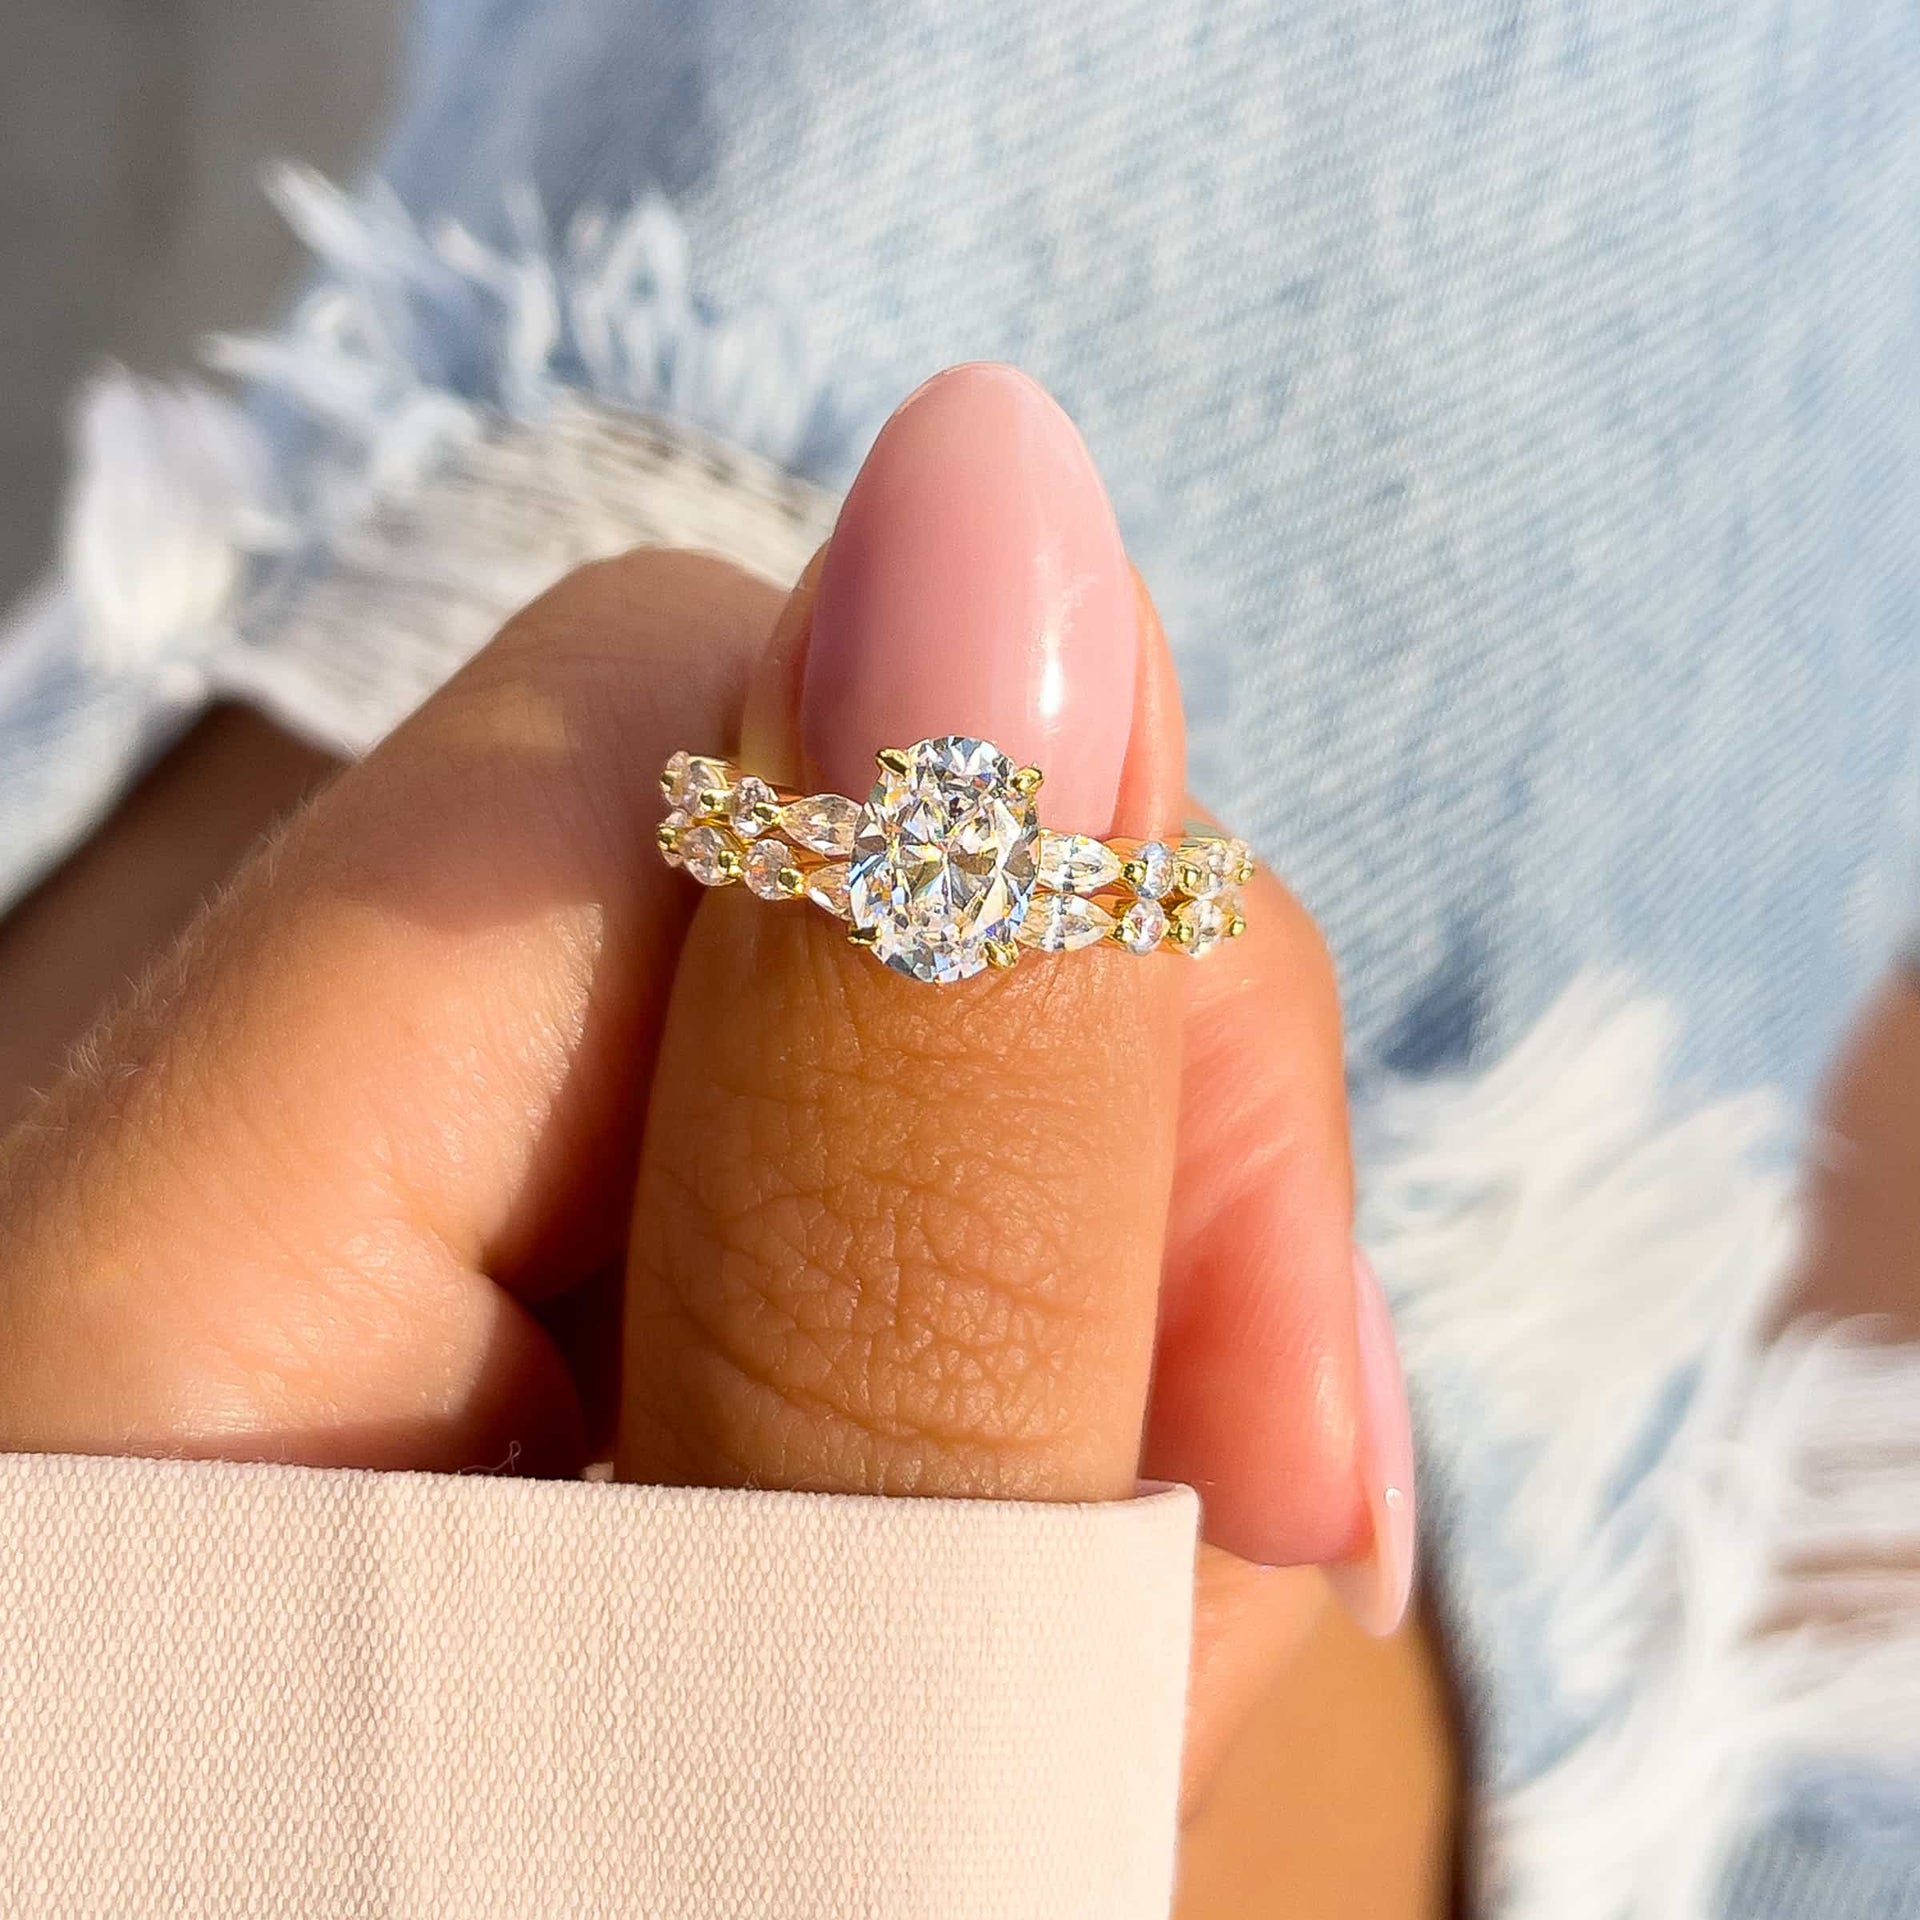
804, 363, 1138, 832
1327, 1247, 1418, 1638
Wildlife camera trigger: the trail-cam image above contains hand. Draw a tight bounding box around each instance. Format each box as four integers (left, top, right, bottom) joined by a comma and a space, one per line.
0, 364, 1412, 1808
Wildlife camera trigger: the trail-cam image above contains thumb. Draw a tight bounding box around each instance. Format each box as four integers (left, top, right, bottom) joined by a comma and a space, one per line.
617, 364, 1183, 1499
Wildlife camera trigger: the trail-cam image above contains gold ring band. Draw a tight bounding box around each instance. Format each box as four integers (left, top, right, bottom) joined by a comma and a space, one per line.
657, 735, 1252, 986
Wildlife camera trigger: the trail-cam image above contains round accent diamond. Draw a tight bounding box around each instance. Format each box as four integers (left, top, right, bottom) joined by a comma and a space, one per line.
727, 776, 781, 839
1130, 841, 1174, 900
1117, 899, 1168, 954
743, 838, 803, 900
847, 736, 1040, 984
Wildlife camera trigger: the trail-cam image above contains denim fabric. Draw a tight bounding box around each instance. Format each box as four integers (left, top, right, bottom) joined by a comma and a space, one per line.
376, 1, 1920, 1115
363, 8, 1920, 1914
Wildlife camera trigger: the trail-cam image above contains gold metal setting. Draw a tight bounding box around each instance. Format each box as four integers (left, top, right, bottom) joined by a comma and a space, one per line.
657, 744, 1255, 979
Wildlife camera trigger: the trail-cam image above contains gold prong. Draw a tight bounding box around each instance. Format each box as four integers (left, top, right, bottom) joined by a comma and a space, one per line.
1227, 913, 1248, 939
1167, 917, 1197, 951
655, 819, 682, 854
1236, 855, 1256, 885
1011, 764, 1044, 797
749, 799, 783, 832
876, 747, 911, 776
985, 937, 1019, 971
695, 786, 729, 816
1121, 856, 1148, 889
776, 865, 807, 899
847, 925, 880, 949
1175, 861, 1206, 897
658, 771, 678, 800
713, 848, 744, 883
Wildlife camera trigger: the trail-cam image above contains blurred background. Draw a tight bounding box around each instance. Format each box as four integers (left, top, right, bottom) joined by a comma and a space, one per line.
0, 0, 394, 605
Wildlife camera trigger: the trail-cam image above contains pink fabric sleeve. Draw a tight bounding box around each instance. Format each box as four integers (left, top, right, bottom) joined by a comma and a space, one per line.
0, 1454, 1196, 1918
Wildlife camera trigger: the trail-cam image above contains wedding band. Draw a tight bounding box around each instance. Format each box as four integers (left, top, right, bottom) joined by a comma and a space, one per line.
657, 735, 1253, 985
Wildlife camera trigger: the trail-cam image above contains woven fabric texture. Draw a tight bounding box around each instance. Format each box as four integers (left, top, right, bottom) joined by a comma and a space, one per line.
0, 1455, 1195, 1919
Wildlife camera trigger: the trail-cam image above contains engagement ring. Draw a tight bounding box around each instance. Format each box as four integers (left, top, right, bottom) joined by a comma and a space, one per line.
658, 735, 1251, 985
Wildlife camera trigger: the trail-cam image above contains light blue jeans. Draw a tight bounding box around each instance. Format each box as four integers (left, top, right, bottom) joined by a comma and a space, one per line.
359, 9, 1920, 1910
4, 2, 1918, 1912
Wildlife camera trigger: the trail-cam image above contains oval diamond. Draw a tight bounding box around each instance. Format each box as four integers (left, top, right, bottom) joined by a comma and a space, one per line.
847, 737, 1040, 983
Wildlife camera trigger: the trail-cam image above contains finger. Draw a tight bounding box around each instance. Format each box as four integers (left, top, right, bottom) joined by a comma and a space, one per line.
1148, 826, 1417, 1631
1146, 846, 1361, 1563
0, 551, 783, 1468
618, 364, 1180, 1499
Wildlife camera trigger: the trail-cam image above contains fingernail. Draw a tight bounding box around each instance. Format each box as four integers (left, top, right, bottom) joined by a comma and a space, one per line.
1327, 1248, 1418, 1638
804, 363, 1138, 831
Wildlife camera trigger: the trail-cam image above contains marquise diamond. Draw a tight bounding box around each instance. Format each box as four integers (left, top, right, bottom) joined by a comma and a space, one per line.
847, 736, 1039, 983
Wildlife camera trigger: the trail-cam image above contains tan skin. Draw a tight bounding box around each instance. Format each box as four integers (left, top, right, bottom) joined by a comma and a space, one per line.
0, 708, 1457, 1916
1, 559, 1906, 1916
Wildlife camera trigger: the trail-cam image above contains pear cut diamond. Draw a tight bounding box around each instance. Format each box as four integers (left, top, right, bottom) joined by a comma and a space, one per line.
658, 808, 693, 866
1118, 899, 1168, 954
667, 754, 730, 815
1177, 837, 1245, 899
743, 838, 802, 900
1172, 894, 1232, 957
1018, 893, 1115, 952
680, 824, 741, 886
727, 776, 781, 838
780, 794, 860, 856
848, 736, 1040, 983
1036, 831, 1123, 895
807, 863, 852, 918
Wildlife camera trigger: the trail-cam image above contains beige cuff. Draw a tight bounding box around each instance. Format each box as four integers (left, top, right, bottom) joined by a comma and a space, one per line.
0, 1455, 1195, 1919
